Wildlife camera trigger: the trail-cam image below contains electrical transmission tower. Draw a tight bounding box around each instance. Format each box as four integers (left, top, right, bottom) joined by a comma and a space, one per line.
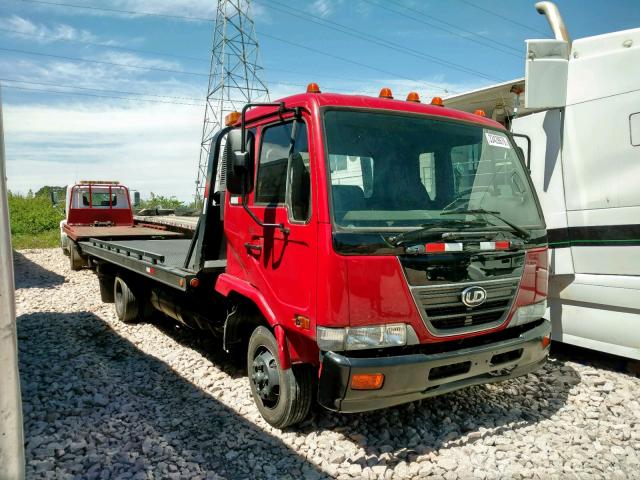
195, 0, 269, 207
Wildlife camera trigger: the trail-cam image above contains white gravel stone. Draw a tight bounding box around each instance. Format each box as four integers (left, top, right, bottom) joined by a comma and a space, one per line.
14, 249, 640, 479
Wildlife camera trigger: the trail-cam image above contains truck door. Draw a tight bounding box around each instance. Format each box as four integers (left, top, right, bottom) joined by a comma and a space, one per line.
230, 118, 317, 331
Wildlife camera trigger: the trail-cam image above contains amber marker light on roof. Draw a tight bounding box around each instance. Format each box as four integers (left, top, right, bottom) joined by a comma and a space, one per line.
379, 87, 393, 99
306, 82, 321, 93
430, 96, 444, 106
406, 92, 420, 103
474, 109, 487, 117
225, 111, 241, 126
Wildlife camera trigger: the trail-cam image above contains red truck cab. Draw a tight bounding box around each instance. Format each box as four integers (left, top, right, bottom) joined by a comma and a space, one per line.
214, 86, 550, 425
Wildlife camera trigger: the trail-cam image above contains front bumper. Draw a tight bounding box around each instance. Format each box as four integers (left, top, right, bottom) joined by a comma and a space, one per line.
318, 320, 551, 413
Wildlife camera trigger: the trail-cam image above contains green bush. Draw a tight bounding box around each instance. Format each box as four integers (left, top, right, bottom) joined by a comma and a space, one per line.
8, 191, 64, 235
138, 192, 187, 210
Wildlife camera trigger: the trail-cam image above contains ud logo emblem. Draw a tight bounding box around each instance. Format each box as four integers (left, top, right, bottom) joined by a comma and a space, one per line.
461, 286, 487, 307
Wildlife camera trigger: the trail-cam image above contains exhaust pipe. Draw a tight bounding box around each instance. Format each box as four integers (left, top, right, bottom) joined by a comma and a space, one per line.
535, 1, 571, 47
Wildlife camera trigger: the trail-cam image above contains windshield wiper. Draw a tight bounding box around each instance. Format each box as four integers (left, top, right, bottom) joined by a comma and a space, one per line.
440, 208, 530, 240
386, 219, 485, 247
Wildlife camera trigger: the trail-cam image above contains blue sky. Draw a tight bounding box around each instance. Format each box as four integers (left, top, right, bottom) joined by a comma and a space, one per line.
1, 0, 639, 201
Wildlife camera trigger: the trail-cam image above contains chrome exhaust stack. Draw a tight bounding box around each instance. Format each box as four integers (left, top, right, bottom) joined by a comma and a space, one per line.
535, 1, 571, 47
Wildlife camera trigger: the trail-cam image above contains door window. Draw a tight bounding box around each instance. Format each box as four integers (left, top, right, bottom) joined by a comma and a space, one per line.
256, 120, 311, 221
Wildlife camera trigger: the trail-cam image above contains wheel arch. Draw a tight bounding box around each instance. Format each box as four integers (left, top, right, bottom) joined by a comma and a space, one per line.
217, 274, 293, 369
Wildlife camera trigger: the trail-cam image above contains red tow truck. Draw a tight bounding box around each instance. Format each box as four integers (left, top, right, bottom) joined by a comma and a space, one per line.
78, 85, 551, 428
60, 181, 183, 270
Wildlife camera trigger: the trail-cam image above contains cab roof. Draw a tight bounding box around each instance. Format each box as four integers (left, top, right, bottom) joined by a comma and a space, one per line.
240, 91, 505, 130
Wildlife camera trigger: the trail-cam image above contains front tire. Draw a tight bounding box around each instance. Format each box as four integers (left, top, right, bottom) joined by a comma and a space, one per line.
247, 326, 313, 429
114, 276, 139, 323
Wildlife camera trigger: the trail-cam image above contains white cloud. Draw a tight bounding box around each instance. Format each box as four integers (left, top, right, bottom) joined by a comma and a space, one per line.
95, 51, 184, 71
113, 0, 217, 18
0, 15, 98, 43
0, 55, 205, 102
4, 102, 205, 201
309, 0, 343, 18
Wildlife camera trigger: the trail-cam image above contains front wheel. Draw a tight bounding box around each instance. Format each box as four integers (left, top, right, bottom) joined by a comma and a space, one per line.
247, 326, 313, 429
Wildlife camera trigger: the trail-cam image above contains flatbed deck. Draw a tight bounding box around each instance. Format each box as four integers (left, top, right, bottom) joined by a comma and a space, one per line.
79, 237, 226, 292
65, 225, 184, 241
99, 239, 192, 268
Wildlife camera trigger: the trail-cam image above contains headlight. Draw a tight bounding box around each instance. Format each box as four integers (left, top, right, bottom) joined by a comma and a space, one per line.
317, 323, 409, 351
508, 300, 547, 328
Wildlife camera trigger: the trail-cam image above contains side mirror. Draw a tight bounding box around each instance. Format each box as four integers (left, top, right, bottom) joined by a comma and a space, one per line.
225, 129, 255, 195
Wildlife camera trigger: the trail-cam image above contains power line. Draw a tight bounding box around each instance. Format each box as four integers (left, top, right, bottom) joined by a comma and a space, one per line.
455, 0, 550, 37
0, 27, 210, 63
0, 46, 210, 77
0, 77, 203, 101
1, 42, 458, 95
261, 0, 503, 82
0, 27, 430, 92
260, 31, 463, 93
0, 76, 433, 102
20, 0, 214, 22
1, 84, 205, 106
368, 0, 522, 55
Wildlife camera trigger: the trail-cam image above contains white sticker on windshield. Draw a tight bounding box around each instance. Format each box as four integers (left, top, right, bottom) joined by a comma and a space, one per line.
485, 132, 510, 149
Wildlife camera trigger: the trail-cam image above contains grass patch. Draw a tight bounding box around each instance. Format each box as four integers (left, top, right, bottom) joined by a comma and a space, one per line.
12, 230, 60, 250
8, 191, 64, 250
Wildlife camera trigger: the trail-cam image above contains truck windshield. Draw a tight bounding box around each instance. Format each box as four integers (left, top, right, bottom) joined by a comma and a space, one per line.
324, 110, 543, 232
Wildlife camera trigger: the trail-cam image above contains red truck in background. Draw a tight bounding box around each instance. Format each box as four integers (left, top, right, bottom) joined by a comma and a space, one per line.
77, 85, 551, 428
60, 181, 183, 271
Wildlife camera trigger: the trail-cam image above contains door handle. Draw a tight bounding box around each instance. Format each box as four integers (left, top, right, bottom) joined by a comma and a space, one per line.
244, 242, 263, 253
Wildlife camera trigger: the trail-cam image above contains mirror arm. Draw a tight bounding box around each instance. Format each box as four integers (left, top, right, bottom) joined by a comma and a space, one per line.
239, 102, 304, 151
241, 200, 289, 235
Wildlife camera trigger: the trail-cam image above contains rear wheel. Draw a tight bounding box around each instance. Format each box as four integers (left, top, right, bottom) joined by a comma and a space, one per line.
247, 326, 313, 428
69, 244, 85, 271
114, 276, 139, 323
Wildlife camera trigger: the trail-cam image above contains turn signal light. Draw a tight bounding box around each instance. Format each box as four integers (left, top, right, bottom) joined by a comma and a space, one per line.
225, 111, 241, 126
406, 92, 420, 103
431, 96, 444, 106
379, 87, 393, 99
541, 335, 551, 349
474, 109, 486, 117
306, 82, 321, 93
294, 314, 310, 330
189, 278, 200, 288
351, 373, 384, 390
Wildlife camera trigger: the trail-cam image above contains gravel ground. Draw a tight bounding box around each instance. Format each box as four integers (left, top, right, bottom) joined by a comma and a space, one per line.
14, 248, 640, 479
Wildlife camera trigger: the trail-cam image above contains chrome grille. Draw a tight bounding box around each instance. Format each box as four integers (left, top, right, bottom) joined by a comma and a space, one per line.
411, 277, 520, 336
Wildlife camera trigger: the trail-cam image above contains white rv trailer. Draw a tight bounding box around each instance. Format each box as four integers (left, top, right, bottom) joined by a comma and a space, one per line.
446, 2, 640, 360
